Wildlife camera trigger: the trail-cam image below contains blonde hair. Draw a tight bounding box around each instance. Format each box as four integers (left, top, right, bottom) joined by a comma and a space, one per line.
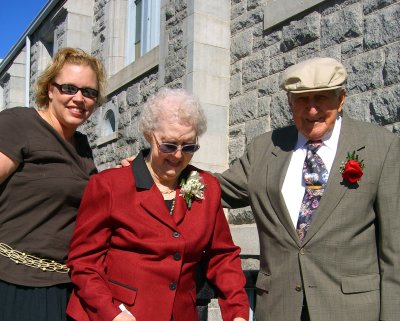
35, 47, 107, 108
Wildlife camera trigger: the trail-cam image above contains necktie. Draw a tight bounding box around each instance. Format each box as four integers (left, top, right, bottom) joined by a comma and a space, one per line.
296, 141, 328, 242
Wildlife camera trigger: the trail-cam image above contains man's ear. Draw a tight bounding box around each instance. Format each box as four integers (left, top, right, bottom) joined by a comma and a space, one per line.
337, 91, 346, 113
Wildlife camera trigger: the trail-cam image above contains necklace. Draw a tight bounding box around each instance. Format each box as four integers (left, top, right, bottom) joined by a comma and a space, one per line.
160, 188, 176, 195
169, 198, 176, 215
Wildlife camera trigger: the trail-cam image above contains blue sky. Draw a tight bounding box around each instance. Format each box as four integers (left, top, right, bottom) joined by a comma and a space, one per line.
0, 0, 49, 59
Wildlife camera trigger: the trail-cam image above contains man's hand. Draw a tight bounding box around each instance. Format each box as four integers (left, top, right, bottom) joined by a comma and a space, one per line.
115, 156, 135, 168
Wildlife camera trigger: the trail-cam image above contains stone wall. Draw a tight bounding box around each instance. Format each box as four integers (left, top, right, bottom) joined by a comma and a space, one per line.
162, 0, 188, 88
84, 0, 189, 170
228, 0, 400, 224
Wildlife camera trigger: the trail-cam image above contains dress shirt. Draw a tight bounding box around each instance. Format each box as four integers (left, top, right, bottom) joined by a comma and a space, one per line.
282, 116, 342, 227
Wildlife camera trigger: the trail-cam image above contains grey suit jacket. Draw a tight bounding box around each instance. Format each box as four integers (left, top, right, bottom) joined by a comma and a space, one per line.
217, 113, 400, 321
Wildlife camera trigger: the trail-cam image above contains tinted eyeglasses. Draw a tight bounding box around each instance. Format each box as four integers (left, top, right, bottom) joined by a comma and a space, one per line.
52, 82, 99, 99
153, 133, 200, 154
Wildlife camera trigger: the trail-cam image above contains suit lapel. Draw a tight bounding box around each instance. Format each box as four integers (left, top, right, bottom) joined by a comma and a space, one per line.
266, 127, 300, 244
173, 190, 187, 225
139, 185, 178, 230
303, 114, 366, 244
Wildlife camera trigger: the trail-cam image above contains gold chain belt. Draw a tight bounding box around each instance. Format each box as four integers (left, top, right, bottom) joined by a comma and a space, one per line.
0, 242, 69, 273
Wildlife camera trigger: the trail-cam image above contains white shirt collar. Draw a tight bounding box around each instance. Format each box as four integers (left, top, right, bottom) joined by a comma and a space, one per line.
295, 115, 342, 150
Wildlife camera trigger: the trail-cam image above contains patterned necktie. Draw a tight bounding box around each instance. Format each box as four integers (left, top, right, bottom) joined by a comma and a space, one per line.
296, 140, 328, 242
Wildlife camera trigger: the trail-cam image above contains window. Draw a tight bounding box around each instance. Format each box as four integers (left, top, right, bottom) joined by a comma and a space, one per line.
103, 109, 116, 136
126, 0, 160, 64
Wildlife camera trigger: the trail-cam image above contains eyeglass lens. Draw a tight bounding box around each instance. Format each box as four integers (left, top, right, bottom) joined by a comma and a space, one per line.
53, 83, 98, 98
159, 143, 199, 154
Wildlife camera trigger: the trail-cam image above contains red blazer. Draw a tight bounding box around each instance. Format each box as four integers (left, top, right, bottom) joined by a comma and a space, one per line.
67, 155, 249, 321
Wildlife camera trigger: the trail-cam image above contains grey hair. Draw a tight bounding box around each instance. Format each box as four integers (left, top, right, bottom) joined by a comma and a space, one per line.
139, 88, 207, 136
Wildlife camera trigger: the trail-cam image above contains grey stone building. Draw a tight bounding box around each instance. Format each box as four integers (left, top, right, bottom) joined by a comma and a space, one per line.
0, 0, 399, 319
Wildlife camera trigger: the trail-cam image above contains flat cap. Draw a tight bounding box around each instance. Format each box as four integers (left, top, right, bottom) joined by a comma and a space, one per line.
280, 57, 347, 93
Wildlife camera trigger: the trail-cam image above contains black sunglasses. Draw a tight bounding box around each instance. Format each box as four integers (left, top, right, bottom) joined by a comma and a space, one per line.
153, 133, 200, 154
52, 82, 99, 99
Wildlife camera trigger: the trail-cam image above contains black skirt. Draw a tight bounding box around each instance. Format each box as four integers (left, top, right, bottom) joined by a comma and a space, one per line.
0, 280, 73, 321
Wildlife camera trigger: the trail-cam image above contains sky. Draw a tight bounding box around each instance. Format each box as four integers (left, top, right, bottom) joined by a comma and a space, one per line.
0, 0, 49, 59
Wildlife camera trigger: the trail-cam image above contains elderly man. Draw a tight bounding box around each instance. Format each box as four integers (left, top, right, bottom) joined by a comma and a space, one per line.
216, 57, 400, 321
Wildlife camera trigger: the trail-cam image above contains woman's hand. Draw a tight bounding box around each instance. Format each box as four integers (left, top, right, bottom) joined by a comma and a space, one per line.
112, 311, 136, 321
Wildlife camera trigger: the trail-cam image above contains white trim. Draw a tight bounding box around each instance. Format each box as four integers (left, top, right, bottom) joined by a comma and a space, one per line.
126, 0, 137, 64
25, 36, 31, 107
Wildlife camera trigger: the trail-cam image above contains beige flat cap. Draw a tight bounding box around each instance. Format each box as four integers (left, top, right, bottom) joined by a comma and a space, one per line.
280, 57, 347, 93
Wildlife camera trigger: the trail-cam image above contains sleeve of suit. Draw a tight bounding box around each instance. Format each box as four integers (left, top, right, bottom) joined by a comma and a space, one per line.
375, 135, 400, 321
214, 143, 254, 209
203, 181, 250, 321
67, 174, 122, 321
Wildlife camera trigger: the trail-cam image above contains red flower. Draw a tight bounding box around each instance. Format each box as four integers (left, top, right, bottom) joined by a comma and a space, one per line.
340, 151, 365, 184
342, 159, 363, 183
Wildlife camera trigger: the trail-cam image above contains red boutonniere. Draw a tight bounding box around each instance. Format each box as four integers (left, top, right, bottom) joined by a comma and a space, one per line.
340, 151, 365, 183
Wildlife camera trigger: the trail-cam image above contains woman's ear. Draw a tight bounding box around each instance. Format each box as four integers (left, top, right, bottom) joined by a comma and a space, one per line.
48, 83, 54, 101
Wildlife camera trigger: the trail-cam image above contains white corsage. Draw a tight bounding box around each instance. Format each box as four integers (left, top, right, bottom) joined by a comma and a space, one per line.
179, 171, 205, 209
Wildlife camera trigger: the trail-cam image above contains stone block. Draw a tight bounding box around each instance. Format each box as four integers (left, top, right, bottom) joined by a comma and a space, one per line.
297, 40, 321, 58
383, 42, 400, 86
126, 83, 140, 106
187, 42, 230, 77
231, 1, 246, 20
229, 206, 256, 225
384, 121, 400, 134
245, 117, 269, 143
343, 93, 372, 122
229, 123, 246, 137
243, 50, 270, 84
255, 29, 281, 54
269, 51, 297, 75
230, 224, 259, 255
270, 91, 293, 130
231, 29, 253, 63
319, 44, 341, 60
188, 0, 230, 21
370, 85, 400, 125
363, 0, 398, 14
231, 10, 262, 35
165, 55, 186, 83
192, 103, 229, 169
186, 13, 230, 49
346, 50, 385, 95
229, 91, 258, 125
230, 72, 242, 98
258, 74, 280, 97
228, 135, 246, 164
341, 37, 364, 59
321, 3, 363, 48
258, 96, 271, 118
281, 12, 320, 52
186, 72, 230, 107
364, 4, 400, 49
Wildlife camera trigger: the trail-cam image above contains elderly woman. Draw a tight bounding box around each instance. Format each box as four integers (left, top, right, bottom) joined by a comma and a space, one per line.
67, 88, 249, 321
0, 47, 106, 321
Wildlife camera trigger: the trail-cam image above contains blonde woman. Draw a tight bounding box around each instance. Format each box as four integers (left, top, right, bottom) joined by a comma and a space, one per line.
0, 47, 106, 321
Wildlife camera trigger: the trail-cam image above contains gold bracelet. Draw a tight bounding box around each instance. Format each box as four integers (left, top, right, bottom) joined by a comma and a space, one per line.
0, 242, 69, 273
